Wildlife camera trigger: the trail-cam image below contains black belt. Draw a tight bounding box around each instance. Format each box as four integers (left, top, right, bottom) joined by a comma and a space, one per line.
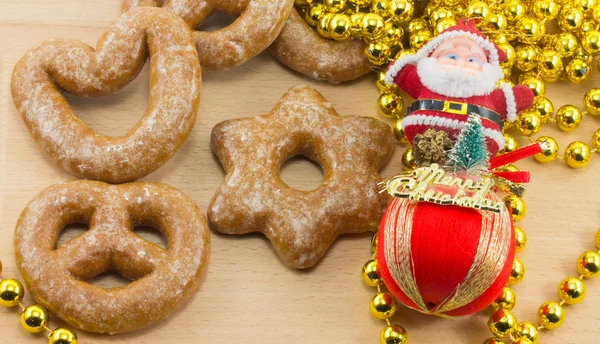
407, 99, 503, 130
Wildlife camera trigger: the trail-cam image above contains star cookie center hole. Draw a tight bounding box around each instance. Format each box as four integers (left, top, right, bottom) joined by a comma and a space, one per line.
195, 13, 238, 32
87, 272, 132, 289
56, 223, 89, 249
279, 155, 325, 191
134, 226, 168, 250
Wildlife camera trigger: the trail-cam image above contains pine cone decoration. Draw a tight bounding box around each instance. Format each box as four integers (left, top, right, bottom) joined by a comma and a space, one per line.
412, 129, 453, 167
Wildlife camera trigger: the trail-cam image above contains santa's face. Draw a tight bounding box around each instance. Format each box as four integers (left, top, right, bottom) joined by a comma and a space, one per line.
416, 36, 504, 98
430, 37, 488, 75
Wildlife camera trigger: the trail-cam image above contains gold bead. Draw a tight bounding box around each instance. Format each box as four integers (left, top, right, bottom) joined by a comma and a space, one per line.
592, 129, 600, 150
594, 3, 600, 22
537, 302, 565, 330
501, 134, 518, 154
520, 76, 545, 102
0, 278, 24, 307
487, 13, 508, 31
584, 88, 600, 115
539, 50, 564, 83
468, 1, 491, 23
410, 29, 432, 50
371, 232, 378, 253
535, 98, 554, 123
553, 32, 579, 58
328, 14, 352, 40
402, 148, 416, 171
492, 286, 516, 310
482, 338, 504, 344
534, 136, 559, 163
504, 0, 526, 24
407, 18, 428, 34
362, 259, 381, 287
558, 7, 584, 31
565, 141, 592, 168
393, 121, 408, 143
20, 305, 49, 334
509, 257, 525, 285
556, 105, 583, 131
558, 277, 586, 304
317, 13, 334, 39
580, 20, 599, 36
370, 292, 397, 319
378, 93, 402, 118
516, 17, 542, 44
48, 328, 78, 344
376, 71, 395, 92
383, 21, 404, 45
324, 0, 347, 13
366, 43, 391, 65
371, 0, 388, 16
577, 251, 600, 278
515, 111, 542, 136
533, 0, 560, 21
349, 12, 365, 38
577, 0, 598, 14
429, 7, 454, 26
565, 58, 592, 83
361, 13, 385, 41
514, 321, 539, 344
515, 226, 527, 252
504, 195, 526, 222
488, 309, 517, 338
514, 45, 538, 72
434, 17, 457, 35
305, 3, 325, 27
380, 324, 408, 344
582, 30, 600, 56
498, 42, 516, 69
388, 0, 414, 24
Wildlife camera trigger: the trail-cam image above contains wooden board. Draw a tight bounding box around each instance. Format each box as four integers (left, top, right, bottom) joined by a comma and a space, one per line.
0, 1, 599, 343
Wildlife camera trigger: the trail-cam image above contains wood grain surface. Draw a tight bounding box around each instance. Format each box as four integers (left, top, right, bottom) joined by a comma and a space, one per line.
1, 1, 599, 343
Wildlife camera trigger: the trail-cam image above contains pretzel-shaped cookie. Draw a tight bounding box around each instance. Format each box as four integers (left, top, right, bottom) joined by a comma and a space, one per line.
11, 8, 201, 183
122, 0, 295, 71
269, 10, 371, 83
14, 180, 210, 334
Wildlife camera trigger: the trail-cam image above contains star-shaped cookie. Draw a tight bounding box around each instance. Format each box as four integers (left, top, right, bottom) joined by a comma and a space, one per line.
208, 85, 395, 269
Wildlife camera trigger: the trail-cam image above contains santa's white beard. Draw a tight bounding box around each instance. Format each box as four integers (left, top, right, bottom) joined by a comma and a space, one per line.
416, 57, 504, 98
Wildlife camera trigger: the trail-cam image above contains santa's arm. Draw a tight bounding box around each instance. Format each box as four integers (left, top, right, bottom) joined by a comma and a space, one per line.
384, 55, 423, 99
492, 83, 535, 122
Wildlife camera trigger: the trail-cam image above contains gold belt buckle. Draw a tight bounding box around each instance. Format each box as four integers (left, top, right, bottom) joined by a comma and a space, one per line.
442, 101, 468, 115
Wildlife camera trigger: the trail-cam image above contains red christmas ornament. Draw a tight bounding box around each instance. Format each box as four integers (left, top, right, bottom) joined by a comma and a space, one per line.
376, 193, 515, 317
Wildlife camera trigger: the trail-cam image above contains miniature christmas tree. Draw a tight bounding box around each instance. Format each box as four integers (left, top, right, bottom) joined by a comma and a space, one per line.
446, 114, 490, 176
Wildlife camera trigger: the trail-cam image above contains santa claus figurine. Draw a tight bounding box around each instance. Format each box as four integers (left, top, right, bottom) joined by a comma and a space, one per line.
385, 18, 534, 165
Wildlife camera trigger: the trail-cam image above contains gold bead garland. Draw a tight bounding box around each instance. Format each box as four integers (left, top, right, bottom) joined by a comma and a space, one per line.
0, 258, 78, 344
297, 0, 600, 168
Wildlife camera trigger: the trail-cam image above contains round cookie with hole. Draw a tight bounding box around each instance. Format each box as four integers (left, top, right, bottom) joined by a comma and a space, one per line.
208, 85, 395, 269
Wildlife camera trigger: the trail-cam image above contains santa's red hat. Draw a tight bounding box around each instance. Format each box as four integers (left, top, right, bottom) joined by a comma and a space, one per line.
385, 18, 508, 85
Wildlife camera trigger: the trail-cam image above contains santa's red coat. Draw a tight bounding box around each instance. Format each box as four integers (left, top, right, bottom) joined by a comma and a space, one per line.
394, 64, 534, 156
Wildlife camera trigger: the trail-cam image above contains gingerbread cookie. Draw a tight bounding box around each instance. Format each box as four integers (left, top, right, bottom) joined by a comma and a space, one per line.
11, 8, 201, 183
269, 10, 371, 83
122, 0, 295, 71
209, 85, 395, 269
14, 180, 210, 334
